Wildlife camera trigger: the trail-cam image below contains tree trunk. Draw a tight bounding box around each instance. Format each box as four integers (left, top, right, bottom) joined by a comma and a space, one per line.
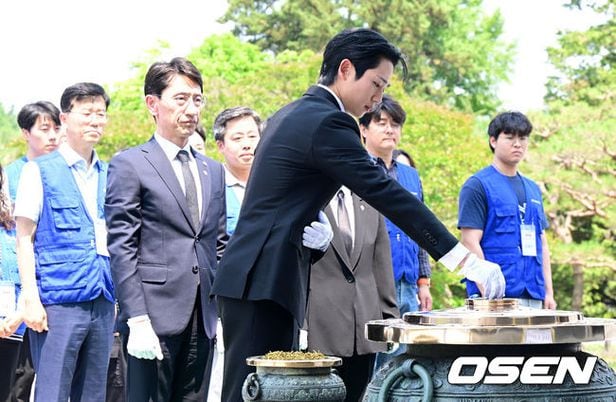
571, 259, 584, 312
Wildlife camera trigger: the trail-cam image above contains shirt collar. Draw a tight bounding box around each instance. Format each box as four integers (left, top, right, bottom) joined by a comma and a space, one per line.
224, 165, 246, 188
317, 84, 345, 112
58, 143, 101, 170
154, 132, 193, 163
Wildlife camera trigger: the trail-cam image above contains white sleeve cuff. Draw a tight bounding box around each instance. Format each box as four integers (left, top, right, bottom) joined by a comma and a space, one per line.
438, 242, 470, 272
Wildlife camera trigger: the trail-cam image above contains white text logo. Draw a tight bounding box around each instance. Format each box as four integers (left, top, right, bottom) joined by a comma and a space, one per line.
448, 356, 597, 385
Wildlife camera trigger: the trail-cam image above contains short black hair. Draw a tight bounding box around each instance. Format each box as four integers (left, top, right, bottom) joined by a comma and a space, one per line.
358, 94, 406, 127
17, 101, 61, 131
144, 57, 203, 97
213, 106, 262, 142
318, 28, 407, 86
488, 111, 533, 151
60, 82, 110, 113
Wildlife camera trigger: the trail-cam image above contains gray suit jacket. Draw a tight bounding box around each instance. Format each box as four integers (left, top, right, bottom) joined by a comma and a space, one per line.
307, 194, 398, 356
105, 137, 227, 338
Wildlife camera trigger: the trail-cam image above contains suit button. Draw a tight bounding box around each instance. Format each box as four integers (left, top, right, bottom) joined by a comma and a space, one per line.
194, 235, 200, 242
346, 277, 354, 283
192, 266, 199, 274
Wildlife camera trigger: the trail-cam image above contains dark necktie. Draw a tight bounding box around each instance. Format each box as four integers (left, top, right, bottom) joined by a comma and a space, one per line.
177, 150, 200, 228
336, 190, 353, 257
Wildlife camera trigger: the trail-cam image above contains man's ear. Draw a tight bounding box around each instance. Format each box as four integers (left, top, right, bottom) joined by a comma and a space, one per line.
21, 128, 31, 140
338, 58, 356, 82
216, 139, 225, 152
145, 94, 159, 116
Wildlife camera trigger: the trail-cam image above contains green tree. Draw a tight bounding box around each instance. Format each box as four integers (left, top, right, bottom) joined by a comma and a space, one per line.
545, 0, 615, 106
529, 0, 616, 317
0, 103, 21, 164
221, 0, 513, 114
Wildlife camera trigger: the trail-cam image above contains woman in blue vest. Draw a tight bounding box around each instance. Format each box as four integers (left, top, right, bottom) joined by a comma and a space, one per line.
0, 163, 26, 399
458, 111, 556, 309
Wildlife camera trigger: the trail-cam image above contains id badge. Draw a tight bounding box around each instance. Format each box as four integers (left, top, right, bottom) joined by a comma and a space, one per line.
94, 219, 110, 257
520, 224, 537, 256
0, 281, 16, 318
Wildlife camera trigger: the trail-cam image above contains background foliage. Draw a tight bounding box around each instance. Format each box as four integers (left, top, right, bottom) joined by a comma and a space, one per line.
222, 0, 513, 114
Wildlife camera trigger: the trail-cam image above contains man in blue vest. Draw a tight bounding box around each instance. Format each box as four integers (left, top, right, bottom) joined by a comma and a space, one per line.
360, 95, 433, 368
15, 83, 115, 401
458, 111, 556, 309
7, 101, 61, 202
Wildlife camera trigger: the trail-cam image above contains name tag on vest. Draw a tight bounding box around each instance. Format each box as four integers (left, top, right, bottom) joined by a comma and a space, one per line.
520, 224, 537, 256
0, 281, 16, 317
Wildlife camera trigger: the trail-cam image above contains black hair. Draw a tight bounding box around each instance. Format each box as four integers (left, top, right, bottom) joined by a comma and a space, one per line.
213, 106, 262, 142
318, 28, 407, 86
358, 94, 406, 127
393, 148, 416, 168
17, 101, 61, 131
488, 111, 533, 151
144, 57, 203, 97
60, 82, 110, 113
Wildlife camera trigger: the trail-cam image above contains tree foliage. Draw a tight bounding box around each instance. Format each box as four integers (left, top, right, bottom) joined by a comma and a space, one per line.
0, 103, 21, 165
221, 0, 513, 114
535, 0, 616, 317
546, 0, 615, 106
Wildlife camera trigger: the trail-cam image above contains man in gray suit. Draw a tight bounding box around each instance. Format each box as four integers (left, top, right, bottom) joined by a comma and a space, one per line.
105, 57, 227, 401
306, 187, 398, 401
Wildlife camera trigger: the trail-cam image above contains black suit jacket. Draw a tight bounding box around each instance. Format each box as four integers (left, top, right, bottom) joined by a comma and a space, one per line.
211, 86, 457, 324
106, 137, 227, 338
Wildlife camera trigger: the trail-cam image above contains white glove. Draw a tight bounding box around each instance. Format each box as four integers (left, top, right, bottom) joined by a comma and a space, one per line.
127, 315, 163, 360
299, 329, 308, 351
459, 253, 506, 299
302, 211, 333, 252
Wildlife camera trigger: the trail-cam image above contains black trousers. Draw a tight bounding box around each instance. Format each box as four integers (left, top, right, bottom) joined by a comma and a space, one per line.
219, 297, 296, 402
125, 296, 214, 402
9, 332, 34, 402
337, 353, 375, 402
0, 338, 21, 402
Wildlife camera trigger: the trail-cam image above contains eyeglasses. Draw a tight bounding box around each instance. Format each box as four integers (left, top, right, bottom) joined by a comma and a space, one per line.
69, 110, 108, 121
159, 93, 205, 110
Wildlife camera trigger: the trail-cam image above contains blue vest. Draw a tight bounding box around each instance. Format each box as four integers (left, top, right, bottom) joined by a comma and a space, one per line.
6, 156, 27, 203
466, 166, 545, 299
0, 227, 25, 337
386, 163, 422, 282
34, 152, 114, 305
225, 185, 241, 236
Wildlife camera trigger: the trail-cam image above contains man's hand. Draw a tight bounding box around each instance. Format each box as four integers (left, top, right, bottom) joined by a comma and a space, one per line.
127, 316, 163, 360
302, 211, 333, 252
0, 311, 23, 338
544, 294, 557, 310
460, 254, 506, 299
418, 286, 433, 311
21, 288, 48, 332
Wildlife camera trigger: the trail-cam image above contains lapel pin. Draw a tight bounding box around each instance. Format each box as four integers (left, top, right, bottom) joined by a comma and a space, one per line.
360, 204, 365, 211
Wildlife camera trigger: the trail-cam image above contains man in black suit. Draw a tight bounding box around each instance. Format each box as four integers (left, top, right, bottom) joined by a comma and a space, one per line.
211, 28, 506, 401
106, 58, 227, 401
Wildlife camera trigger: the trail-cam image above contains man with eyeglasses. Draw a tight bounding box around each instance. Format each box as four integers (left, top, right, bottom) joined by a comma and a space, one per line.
458, 111, 556, 309
15, 83, 115, 401
105, 57, 228, 401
